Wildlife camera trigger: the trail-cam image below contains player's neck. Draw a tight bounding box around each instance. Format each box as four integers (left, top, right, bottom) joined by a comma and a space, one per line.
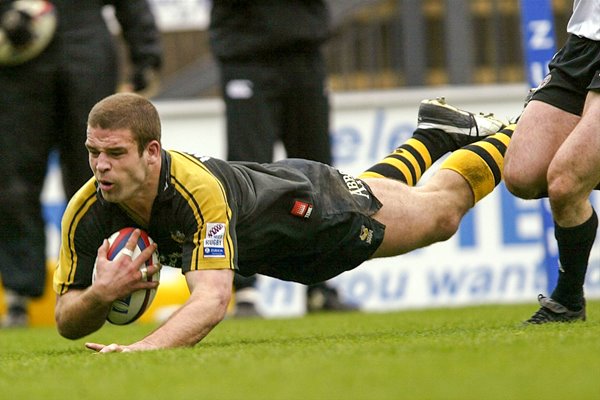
119, 202, 151, 227
119, 166, 160, 227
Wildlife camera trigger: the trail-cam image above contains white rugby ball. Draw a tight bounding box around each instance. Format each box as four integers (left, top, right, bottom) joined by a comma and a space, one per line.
93, 227, 160, 325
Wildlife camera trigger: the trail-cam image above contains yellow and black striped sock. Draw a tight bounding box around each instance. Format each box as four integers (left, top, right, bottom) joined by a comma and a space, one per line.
440, 124, 514, 203
358, 128, 456, 186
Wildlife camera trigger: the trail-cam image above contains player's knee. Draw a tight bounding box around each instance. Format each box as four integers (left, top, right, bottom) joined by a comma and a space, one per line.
547, 170, 578, 210
434, 212, 462, 242
503, 164, 545, 200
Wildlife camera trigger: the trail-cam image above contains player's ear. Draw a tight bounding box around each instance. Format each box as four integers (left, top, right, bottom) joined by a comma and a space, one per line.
145, 140, 161, 163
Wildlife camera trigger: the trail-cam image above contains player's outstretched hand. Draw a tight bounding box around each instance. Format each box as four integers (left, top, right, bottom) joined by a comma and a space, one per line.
85, 342, 132, 353
85, 339, 158, 353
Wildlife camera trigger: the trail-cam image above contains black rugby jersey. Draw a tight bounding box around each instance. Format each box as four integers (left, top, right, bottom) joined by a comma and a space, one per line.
54, 150, 384, 294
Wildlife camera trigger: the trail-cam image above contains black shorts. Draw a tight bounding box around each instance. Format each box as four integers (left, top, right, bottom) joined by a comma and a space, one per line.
252, 206, 386, 285
530, 34, 600, 115
233, 159, 386, 285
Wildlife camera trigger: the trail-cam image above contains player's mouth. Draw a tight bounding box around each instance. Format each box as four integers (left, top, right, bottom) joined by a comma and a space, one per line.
97, 179, 114, 191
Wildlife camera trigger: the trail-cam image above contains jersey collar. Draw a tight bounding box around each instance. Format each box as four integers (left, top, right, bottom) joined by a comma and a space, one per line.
155, 149, 176, 202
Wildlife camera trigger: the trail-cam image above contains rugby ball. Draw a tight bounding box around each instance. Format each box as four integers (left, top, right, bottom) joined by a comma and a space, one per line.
0, 0, 57, 66
93, 227, 160, 325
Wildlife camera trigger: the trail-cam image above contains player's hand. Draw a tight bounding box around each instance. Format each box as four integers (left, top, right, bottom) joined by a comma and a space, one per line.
86, 342, 140, 353
85, 342, 132, 353
85, 341, 156, 353
92, 229, 159, 303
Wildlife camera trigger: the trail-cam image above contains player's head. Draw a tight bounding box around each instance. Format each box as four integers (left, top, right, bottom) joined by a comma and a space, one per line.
86, 93, 162, 204
87, 92, 161, 155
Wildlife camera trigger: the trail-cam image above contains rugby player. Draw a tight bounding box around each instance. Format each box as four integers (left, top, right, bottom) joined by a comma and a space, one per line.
504, 0, 600, 324
53, 93, 513, 352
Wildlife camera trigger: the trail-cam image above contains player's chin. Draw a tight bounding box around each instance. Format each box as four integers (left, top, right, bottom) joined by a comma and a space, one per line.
100, 191, 116, 202
100, 188, 123, 203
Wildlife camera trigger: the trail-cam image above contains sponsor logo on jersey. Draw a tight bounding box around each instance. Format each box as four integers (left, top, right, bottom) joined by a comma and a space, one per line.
204, 222, 226, 257
359, 225, 373, 244
291, 200, 313, 218
161, 252, 182, 268
342, 174, 370, 199
170, 230, 186, 244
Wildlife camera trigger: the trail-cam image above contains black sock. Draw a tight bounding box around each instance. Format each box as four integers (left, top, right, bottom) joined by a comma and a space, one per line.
358, 128, 454, 184
551, 209, 598, 310
412, 128, 457, 159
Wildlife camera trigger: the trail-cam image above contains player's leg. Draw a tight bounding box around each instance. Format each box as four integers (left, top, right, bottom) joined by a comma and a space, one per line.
511, 104, 591, 323
515, 34, 600, 323
368, 125, 514, 257
548, 91, 600, 226
505, 35, 596, 199
504, 100, 578, 199
368, 125, 514, 256
359, 98, 506, 185
526, 91, 600, 324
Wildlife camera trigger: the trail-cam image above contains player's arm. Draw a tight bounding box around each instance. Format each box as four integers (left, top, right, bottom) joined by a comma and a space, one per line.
86, 268, 233, 352
55, 286, 112, 340
55, 233, 159, 339
134, 268, 233, 350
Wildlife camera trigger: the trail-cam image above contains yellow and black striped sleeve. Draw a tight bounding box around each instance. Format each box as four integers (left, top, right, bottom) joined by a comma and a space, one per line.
53, 179, 99, 295
169, 151, 236, 272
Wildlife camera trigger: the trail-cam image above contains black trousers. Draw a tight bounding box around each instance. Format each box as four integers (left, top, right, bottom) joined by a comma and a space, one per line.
219, 51, 332, 164
0, 34, 117, 297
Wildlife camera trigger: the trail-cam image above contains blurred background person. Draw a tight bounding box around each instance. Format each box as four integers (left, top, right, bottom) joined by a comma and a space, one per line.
209, 0, 356, 317
0, 0, 162, 328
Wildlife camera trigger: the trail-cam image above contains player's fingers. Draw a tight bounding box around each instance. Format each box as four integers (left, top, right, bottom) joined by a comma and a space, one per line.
96, 239, 109, 260
124, 229, 142, 256
85, 342, 105, 352
139, 263, 161, 281
140, 266, 148, 281
138, 267, 160, 289
99, 343, 124, 353
130, 243, 157, 268
147, 261, 162, 277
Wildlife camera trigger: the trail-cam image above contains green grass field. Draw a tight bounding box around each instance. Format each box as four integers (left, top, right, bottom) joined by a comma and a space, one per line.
1, 301, 599, 400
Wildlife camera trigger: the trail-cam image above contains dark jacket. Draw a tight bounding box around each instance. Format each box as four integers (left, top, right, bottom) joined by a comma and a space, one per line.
53, 0, 162, 69
209, 0, 330, 61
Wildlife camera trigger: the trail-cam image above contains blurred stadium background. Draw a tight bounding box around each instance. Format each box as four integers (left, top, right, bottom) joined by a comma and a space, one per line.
123, 0, 574, 97
2, 0, 598, 325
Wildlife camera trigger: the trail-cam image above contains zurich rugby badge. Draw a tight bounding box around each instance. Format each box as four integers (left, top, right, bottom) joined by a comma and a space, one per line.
203, 222, 226, 258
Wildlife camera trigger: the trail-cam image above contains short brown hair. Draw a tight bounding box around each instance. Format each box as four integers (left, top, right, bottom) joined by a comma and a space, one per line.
87, 93, 161, 154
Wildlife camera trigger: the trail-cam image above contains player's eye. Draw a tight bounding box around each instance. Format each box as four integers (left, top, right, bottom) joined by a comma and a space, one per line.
107, 149, 126, 157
